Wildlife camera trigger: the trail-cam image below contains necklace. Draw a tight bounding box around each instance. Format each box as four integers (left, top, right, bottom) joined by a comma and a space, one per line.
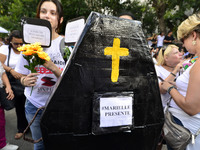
183, 56, 198, 70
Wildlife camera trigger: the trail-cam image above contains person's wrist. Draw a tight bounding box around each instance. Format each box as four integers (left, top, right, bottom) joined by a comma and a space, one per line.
8, 68, 13, 72
170, 72, 176, 77
167, 85, 177, 94
21, 76, 26, 86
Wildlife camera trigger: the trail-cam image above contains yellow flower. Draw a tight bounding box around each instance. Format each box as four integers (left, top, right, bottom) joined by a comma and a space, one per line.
22, 49, 35, 55
17, 42, 51, 96
30, 42, 43, 52
37, 51, 50, 61
17, 44, 30, 51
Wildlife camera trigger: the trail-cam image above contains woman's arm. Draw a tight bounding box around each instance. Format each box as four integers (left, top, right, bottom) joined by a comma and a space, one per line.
0, 53, 23, 79
158, 61, 183, 94
2, 72, 14, 100
161, 60, 200, 115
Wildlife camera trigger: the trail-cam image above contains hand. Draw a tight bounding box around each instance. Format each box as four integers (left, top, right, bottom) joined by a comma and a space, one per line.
160, 81, 174, 92
5, 87, 14, 100
173, 60, 184, 73
43, 60, 62, 78
43, 60, 55, 71
10, 70, 23, 79
23, 73, 39, 87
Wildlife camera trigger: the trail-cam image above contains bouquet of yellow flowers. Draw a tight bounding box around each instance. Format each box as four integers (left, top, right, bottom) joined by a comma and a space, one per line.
17, 42, 50, 95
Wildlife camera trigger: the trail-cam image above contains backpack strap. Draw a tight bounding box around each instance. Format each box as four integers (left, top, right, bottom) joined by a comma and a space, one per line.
59, 38, 65, 57
59, 38, 73, 63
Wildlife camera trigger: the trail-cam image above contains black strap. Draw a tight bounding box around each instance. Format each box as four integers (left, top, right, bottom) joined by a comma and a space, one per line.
7, 46, 11, 67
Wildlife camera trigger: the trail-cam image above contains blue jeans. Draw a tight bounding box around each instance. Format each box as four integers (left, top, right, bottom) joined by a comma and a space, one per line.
25, 100, 45, 150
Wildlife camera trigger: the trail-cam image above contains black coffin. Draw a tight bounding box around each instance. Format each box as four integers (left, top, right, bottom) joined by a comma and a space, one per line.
40, 12, 164, 150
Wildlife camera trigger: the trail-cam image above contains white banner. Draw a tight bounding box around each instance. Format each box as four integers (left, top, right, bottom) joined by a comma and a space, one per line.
100, 96, 133, 127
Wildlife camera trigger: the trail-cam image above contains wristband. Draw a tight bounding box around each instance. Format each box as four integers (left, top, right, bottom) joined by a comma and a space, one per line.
170, 72, 176, 77
167, 85, 176, 94
21, 77, 26, 86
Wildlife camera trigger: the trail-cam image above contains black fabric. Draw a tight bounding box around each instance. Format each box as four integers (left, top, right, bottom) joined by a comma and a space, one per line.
15, 93, 28, 132
164, 35, 175, 44
6, 72, 24, 97
41, 12, 164, 150
5, 46, 27, 132
0, 87, 15, 110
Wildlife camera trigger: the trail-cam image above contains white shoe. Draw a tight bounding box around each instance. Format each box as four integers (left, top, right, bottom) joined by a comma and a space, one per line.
0, 143, 19, 150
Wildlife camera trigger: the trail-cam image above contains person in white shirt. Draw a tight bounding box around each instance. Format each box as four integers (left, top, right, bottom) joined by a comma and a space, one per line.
157, 32, 165, 48
0, 30, 28, 140
155, 44, 183, 108
161, 13, 200, 150
15, 0, 64, 149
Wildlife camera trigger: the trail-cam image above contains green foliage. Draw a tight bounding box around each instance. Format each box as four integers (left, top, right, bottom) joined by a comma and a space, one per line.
23, 54, 45, 73
63, 46, 71, 60
0, 0, 199, 37
0, 0, 38, 32
61, 0, 92, 34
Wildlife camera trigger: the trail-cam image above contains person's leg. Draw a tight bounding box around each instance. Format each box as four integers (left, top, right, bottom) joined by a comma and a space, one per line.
0, 106, 6, 149
25, 100, 44, 150
15, 94, 28, 134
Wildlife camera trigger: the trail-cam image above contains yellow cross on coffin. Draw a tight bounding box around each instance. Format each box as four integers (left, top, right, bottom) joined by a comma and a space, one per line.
104, 38, 129, 82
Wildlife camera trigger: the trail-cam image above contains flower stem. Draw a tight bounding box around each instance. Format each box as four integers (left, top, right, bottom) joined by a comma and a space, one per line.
30, 86, 33, 96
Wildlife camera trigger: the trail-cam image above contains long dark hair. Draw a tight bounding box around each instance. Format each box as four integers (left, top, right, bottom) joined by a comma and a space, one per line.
36, 0, 63, 33
8, 30, 22, 50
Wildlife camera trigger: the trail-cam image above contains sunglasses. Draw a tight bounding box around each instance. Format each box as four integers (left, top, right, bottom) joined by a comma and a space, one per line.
12, 42, 23, 46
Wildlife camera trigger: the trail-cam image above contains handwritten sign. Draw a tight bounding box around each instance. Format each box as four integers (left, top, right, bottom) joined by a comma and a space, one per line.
65, 17, 85, 44
23, 24, 50, 46
100, 96, 132, 127
21, 17, 52, 47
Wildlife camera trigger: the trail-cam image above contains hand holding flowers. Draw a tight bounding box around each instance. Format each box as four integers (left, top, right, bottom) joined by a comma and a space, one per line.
18, 42, 50, 72
17, 42, 50, 95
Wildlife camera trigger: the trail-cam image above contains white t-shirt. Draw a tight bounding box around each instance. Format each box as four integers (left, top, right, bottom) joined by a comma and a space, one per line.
0, 62, 4, 87
15, 36, 65, 108
154, 65, 180, 108
0, 45, 21, 69
157, 35, 165, 47
169, 63, 200, 149
170, 63, 194, 110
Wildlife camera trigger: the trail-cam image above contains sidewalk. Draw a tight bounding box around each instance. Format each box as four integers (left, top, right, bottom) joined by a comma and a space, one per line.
5, 108, 33, 150
5, 108, 167, 150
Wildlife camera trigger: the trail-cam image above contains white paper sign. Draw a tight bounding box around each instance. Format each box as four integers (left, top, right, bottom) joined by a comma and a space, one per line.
23, 24, 51, 46
65, 18, 85, 43
100, 97, 132, 127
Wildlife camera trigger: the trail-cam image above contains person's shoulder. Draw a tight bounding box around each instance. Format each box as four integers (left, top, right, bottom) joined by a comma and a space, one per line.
57, 36, 64, 42
0, 44, 8, 49
0, 45, 9, 53
155, 65, 165, 72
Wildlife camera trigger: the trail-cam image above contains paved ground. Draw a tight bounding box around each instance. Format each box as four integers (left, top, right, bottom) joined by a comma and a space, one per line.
5, 108, 33, 150
5, 108, 167, 150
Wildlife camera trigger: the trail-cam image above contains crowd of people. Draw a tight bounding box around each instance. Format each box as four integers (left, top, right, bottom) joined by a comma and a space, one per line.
0, 0, 63, 150
0, 0, 200, 150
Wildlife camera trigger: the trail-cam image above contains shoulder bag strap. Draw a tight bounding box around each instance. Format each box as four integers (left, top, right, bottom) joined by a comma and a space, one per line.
7, 46, 11, 67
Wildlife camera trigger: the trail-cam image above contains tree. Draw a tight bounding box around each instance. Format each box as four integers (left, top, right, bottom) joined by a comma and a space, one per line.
61, 0, 92, 34
1, 0, 200, 38
0, 0, 39, 32
147, 0, 200, 35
